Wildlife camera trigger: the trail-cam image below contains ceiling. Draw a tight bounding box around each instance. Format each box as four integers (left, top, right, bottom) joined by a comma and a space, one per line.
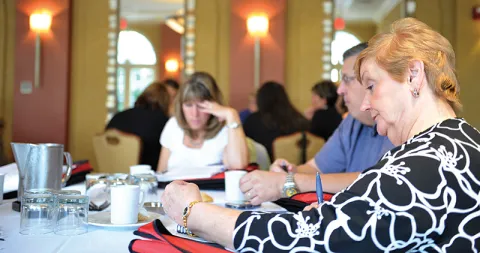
335, 0, 402, 23
120, 0, 183, 24
121, 0, 401, 24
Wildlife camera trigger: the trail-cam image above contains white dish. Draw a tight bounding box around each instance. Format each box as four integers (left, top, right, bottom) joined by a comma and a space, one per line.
88, 211, 161, 228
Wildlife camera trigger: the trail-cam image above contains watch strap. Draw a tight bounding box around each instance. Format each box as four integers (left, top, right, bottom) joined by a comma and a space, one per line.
182, 200, 201, 237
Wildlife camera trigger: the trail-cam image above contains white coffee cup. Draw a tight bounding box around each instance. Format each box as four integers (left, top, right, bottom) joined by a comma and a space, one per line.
225, 170, 247, 204
0, 174, 4, 205
110, 185, 144, 224
130, 165, 153, 175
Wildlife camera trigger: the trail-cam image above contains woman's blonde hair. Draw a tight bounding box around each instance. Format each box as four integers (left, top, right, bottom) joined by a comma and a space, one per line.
355, 18, 461, 112
174, 72, 225, 139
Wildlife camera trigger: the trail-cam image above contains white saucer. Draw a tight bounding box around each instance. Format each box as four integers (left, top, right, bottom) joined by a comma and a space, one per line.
88, 211, 162, 228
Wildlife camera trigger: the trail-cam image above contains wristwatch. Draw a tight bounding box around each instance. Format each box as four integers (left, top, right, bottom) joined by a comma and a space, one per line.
182, 200, 201, 237
282, 173, 299, 198
226, 121, 241, 129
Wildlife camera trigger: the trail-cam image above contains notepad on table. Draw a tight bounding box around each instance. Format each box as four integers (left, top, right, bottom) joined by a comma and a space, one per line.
155, 165, 225, 182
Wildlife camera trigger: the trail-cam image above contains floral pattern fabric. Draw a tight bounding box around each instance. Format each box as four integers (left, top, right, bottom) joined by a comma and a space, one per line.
233, 118, 480, 252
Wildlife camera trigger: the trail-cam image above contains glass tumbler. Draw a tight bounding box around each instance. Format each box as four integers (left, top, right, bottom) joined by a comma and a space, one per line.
132, 173, 158, 203
54, 195, 89, 236
20, 193, 56, 235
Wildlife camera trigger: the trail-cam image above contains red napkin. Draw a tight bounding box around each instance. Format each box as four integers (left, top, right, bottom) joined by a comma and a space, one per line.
129, 219, 231, 253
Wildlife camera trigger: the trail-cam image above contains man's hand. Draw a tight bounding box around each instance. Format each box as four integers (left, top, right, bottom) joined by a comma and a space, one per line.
269, 159, 296, 173
239, 171, 286, 205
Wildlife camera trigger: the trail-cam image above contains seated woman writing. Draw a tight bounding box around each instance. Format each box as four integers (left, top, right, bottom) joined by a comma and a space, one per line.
156, 72, 248, 173
161, 18, 480, 252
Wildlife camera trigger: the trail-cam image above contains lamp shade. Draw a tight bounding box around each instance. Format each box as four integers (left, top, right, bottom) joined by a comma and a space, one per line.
165, 59, 179, 72
30, 12, 52, 33
247, 15, 269, 37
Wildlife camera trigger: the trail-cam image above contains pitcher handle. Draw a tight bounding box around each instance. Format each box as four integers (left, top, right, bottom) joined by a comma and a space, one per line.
62, 152, 73, 187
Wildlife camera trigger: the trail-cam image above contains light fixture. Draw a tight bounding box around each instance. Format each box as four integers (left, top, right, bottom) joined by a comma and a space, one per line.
29, 11, 52, 88
165, 59, 179, 73
246, 14, 269, 90
247, 15, 269, 38
165, 15, 184, 34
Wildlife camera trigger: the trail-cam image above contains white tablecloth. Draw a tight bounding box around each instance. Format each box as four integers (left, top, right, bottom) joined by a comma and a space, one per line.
0, 183, 286, 253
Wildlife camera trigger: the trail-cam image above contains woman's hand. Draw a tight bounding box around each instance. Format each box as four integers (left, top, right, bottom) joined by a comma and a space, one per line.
198, 100, 237, 123
303, 202, 319, 211
161, 181, 202, 225
270, 159, 297, 173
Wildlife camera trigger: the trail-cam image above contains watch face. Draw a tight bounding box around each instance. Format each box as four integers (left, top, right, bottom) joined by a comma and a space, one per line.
182, 207, 189, 216
286, 188, 298, 197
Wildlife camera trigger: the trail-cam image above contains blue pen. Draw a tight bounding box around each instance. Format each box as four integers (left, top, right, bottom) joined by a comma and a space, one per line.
316, 172, 323, 204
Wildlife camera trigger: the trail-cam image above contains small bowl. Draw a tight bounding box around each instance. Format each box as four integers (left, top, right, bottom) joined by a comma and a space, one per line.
144, 202, 164, 214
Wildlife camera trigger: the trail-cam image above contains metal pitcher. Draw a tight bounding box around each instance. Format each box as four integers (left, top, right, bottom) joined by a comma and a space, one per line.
11, 143, 73, 201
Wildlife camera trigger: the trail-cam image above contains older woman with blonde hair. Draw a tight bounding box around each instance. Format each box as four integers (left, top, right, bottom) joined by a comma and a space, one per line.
161, 18, 480, 252
157, 72, 248, 173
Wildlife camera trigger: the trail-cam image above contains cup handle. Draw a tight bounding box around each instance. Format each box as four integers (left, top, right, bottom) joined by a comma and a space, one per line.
61, 152, 73, 187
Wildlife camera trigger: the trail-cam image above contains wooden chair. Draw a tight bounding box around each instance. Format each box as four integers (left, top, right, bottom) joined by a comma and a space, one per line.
246, 138, 271, 171
92, 129, 142, 174
272, 132, 326, 165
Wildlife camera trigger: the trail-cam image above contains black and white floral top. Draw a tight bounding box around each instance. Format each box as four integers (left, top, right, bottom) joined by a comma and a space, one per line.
233, 118, 480, 252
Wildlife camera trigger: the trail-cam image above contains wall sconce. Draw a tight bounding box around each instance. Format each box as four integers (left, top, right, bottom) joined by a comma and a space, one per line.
247, 14, 269, 90
165, 59, 179, 73
29, 11, 52, 88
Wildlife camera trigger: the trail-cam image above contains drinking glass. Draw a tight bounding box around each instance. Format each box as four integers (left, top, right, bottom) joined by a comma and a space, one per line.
54, 195, 89, 236
20, 193, 56, 235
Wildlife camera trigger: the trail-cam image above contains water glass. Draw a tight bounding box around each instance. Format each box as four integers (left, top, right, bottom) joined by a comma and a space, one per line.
54, 195, 89, 236
131, 174, 158, 203
20, 193, 56, 235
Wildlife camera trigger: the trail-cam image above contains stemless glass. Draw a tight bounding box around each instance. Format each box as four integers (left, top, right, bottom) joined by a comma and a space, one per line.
132, 174, 158, 203
54, 195, 89, 236
20, 193, 56, 235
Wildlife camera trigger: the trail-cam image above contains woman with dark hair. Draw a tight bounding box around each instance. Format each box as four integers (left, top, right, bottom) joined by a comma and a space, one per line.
156, 72, 248, 173
243, 81, 309, 160
106, 81, 170, 170
309, 80, 343, 140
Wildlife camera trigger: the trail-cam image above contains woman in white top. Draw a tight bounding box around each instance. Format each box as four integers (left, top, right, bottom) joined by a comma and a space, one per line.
156, 72, 249, 173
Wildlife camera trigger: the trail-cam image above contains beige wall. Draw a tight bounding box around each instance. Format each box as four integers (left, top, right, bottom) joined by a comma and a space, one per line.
286, 0, 325, 112
377, 3, 402, 33
454, 0, 480, 128
416, 0, 456, 49
127, 23, 162, 76
195, 0, 231, 104
0, 0, 15, 161
345, 22, 377, 42
69, 0, 110, 170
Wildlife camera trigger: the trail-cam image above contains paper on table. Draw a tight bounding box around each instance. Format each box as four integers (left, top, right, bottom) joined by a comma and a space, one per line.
155, 165, 224, 182
0, 163, 19, 194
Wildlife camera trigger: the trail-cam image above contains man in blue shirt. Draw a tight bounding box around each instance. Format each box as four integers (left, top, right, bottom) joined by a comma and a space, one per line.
240, 43, 394, 205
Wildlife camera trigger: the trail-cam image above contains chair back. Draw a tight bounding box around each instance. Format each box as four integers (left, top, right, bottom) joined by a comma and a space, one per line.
272, 132, 325, 164
92, 129, 141, 174
246, 138, 271, 170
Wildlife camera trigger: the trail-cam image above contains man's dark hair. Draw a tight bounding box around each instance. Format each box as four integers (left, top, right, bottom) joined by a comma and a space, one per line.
163, 78, 180, 90
343, 42, 368, 61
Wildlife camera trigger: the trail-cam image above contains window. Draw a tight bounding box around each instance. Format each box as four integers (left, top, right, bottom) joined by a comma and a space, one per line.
330, 31, 361, 82
116, 31, 157, 111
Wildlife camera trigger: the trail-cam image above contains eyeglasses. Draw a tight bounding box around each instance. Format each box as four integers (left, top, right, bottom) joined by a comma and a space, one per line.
341, 74, 356, 84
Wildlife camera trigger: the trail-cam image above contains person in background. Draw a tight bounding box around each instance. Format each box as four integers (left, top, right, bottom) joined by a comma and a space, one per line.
335, 95, 349, 118
106, 81, 170, 170
156, 72, 248, 173
161, 18, 480, 252
238, 42, 393, 205
163, 78, 180, 116
309, 80, 343, 140
243, 81, 310, 161
239, 92, 257, 124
